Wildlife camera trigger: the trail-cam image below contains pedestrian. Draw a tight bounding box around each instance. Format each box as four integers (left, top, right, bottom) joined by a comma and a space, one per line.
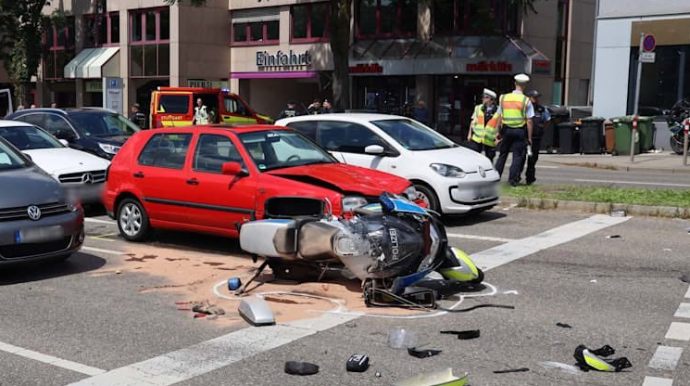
129, 103, 147, 129
413, 100, 429, 125
307, 99, 322, 115
519, 90, 551, 185
321, 99, 333, 114
466, 88, 500, 163
277, 101, 299, 120
494, 73, 535, 187
193, 98, 209, 125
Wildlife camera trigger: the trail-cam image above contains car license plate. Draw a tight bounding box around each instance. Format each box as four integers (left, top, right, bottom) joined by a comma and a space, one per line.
473, 185, 496, 200
15, 226, 63, 244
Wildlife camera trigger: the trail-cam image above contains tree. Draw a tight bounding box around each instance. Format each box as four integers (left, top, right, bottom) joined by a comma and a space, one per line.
166, 0, 541, 112
0, 0, 51, 106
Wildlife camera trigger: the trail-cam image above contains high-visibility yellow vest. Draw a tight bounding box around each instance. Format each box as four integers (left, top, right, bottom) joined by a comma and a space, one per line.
471, 104, 499, 147
500, 93, 529, 128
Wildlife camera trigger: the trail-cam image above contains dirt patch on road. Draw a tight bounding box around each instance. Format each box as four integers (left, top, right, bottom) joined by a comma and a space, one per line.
92, 243, 429, 327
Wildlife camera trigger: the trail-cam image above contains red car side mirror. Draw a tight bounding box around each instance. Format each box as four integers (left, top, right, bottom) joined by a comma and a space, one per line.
222, 162, 246, 176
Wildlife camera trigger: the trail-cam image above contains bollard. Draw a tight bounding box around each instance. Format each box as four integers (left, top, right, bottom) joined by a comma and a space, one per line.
629, 115, 638, 164
683, 119, 690, 166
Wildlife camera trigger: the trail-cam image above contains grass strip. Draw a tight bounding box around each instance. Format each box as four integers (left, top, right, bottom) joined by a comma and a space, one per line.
503, 185, 690, 208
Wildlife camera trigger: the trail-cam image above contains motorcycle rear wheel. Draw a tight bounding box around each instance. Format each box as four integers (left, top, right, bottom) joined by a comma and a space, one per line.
670, 134, 686, 155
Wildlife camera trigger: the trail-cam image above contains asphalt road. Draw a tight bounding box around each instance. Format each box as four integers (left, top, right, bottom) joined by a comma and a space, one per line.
0, 207, 688, 386
510, 160, 690, 190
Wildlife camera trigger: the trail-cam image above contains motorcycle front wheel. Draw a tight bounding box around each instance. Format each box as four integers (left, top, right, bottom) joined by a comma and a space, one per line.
670, 133, 686, 155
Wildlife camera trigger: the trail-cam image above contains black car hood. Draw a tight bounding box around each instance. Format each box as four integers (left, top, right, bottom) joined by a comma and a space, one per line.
0, 167, 63, 208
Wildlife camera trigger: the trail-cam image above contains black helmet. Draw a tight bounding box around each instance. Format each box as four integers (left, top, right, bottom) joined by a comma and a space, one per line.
527, 90, 541, 98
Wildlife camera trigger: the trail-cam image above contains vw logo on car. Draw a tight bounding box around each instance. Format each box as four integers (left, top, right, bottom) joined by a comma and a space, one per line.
27, 205, 42, 221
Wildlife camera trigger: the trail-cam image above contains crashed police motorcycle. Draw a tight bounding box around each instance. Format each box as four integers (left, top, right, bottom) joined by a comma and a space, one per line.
238, 192, 483, 309
667, 98, 690, 154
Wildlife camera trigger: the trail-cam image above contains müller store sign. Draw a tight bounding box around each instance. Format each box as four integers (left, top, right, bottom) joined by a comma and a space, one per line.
256, 50, 312, 70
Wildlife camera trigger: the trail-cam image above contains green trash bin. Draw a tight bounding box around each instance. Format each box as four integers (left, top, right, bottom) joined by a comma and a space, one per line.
611, 116, 640, 156
637, 116, 655, 152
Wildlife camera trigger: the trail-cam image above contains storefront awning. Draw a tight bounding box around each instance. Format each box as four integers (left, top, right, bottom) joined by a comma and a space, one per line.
64, 47, 120, 79
350, 36, 551, 76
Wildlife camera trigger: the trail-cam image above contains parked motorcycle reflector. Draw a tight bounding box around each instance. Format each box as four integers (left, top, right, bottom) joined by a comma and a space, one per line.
573, 345, 632, 372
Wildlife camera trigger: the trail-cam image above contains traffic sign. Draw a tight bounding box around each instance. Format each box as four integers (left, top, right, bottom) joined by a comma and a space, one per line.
643, 34, 656, 52
640, 52, 656, 63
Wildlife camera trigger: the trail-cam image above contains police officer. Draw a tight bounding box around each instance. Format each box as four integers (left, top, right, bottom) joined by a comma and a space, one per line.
277, 101, 299, 120
520, 90, 551, 185
495, 74, 535, 187
466, 88, 499, 163
129, 103, 147, 129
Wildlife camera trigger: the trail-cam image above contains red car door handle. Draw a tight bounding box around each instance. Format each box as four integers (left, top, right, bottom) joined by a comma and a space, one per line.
186, 179, 199, 185
133, 172, 145, 178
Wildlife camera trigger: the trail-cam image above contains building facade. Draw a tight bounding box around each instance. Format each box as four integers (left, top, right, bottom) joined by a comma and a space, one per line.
591, 0, 690, 117
27, 0, 593, 137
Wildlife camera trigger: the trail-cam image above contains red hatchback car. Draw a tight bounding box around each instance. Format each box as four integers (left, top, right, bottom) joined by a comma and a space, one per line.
103, 124, 417, 241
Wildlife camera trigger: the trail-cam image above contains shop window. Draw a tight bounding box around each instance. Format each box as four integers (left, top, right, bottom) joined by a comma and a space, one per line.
43, 17, 75, 80
84, 12, 120, 47
232, 8, 280, 46
628, 45, 690, 113
291, 2, 330, 42
432, 0, 517, 36
130, 8, 170, 78
356, 0, 417, 39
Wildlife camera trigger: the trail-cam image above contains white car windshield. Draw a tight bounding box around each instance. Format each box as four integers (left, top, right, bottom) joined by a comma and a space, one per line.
0, 139, 29, 171
69, 111, 140, 138
238, 130, 337, 172
372, 119, 457, 151
0, 125, 64, 150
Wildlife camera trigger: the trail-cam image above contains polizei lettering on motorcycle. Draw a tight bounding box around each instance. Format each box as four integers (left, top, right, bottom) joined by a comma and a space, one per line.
389, 228, 400, 260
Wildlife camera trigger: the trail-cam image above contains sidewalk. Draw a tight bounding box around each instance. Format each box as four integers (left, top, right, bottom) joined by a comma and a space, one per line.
539, 151, 690, 173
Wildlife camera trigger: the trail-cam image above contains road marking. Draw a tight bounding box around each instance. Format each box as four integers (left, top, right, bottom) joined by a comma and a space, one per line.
447, 233, 516, 243
89, 232, 119, 242
536, 165, 559, 169
685, 286, 690, 299
85, 218, 115, 225
575, 179, 690, 188
81, 246, 126, 256
470, 214, 631, 271
665, 322, 690, 341
675, 303, 690, 319
66, 314, 356, 386
648, 346, 683, 371
0, 341, 105, 376
643, 377, 673, 386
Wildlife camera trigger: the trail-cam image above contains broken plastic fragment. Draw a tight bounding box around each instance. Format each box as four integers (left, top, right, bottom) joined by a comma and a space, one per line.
556, 323, 573, 329
494, 368, 529, 374
393, 368, 468, 386
440, 330, 480, 340
408, 347, 442, 358
538, 361, 581, 375
573, 344, 632, 372
284, 361, 319, 376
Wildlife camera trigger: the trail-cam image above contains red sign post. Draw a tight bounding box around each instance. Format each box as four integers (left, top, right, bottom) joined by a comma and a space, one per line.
684, 119, 689, 166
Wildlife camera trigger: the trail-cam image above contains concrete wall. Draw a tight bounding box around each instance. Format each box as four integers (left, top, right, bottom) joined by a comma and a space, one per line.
522, 0, 558, 104
598, 0, 690, 18
565, 0, 596, 105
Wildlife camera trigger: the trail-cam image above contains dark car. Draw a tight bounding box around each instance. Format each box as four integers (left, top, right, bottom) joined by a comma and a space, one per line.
0, 136, 84, 264
6, 108, 140, 160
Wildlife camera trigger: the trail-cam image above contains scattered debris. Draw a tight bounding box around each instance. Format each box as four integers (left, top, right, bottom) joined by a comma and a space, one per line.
284, 361, 319, 376
375, 371, 382, 377
345, 322, 358, 328
590, 279, 597, 283
393, 368, 468, 386
408, 347, 442, 358
573, 344, 632, 372
238, 296, 275, 326
538, 361, 581, 375
556, 323, 573, 329
440, 304, 515, 313
440, 330, 480, 340
388, 328, 422, 349
346, 354, 370, 372
227, 277, 242, 291
605, 235, 621, 239
494, 368, 529, 374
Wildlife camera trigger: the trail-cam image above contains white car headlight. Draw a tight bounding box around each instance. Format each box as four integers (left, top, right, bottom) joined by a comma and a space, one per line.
98, 143, 121, 155
430, 163, 466, 178
342, 196, 368, 212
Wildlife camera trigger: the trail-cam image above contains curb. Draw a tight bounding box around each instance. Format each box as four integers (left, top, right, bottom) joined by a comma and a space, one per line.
500, 196, 690, 219
541, 160, 690, 174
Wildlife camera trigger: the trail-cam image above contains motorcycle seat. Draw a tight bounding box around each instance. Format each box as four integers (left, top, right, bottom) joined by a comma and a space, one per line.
298, 221, 340, 261
273, 217, 319, 254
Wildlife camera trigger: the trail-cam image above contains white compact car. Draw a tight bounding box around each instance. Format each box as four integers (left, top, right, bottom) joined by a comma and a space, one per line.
0, 121, 110, 204
276, 114, 500, 215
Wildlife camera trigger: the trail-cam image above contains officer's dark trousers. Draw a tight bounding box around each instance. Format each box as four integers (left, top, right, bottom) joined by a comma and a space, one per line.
522, 136, 542, 184
470, 141, 496, 163
494, 127, 526, 185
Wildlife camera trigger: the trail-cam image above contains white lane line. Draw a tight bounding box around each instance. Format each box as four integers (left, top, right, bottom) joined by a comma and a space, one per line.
0, 341, 105, 376
536, 165, 559, 169
674, 303, 690, 319
665, 322, 690, 341
84, 218, 115, 225
575, 179, 690, 188
643, 377, 674, 386
447, 233, 516, 243
81, 246, 126, 256
470, 214, 631, 271
648, 346, 683, 371
66, 314, 356, 386
685, 286, 690, 299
